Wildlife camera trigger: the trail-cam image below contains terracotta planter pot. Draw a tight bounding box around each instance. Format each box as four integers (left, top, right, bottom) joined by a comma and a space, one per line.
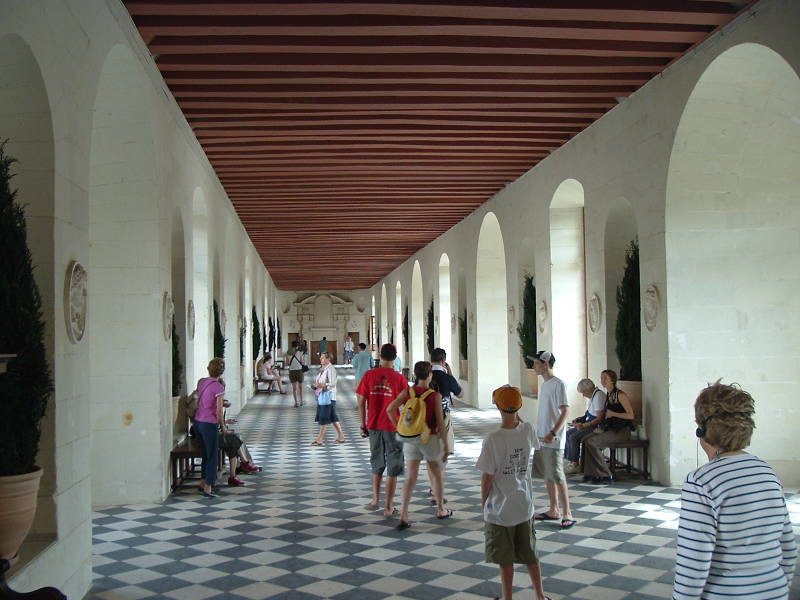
0, 467, 43, 565
460, 360, 469, 381
525, 368, 539, 397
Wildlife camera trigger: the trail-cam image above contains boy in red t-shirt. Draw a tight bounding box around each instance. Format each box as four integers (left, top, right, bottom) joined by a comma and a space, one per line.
356, 343, 409, 517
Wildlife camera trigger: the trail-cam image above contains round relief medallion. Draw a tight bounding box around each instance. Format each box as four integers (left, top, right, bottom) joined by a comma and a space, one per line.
536, 300, 548, 334
643, 284, 661, 332
588, 293, 602, 333
162, 292, 174, 341
187, 300, 195, 341
64, 260, 88, 344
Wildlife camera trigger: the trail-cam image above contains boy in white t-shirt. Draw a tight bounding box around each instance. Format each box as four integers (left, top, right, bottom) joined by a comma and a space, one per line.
476, 385, 551, 600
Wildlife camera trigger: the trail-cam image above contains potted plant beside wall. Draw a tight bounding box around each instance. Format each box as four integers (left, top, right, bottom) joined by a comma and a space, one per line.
0, 143, 54, 565
171, 317, 183, 424
516, 274, 538, 396
458, 308, 468, 380
615, 238, 642, 412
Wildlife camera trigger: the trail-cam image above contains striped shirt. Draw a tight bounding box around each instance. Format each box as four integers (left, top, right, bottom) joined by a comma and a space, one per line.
673, 453, 797, 600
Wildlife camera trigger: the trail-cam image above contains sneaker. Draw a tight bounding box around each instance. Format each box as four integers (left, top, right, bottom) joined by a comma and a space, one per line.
240, 461, 262, 473
564, 462, 581, 475
227, 476, 246, 487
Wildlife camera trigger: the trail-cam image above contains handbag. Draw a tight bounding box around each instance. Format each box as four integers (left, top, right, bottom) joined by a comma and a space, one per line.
317, 390, 332, 406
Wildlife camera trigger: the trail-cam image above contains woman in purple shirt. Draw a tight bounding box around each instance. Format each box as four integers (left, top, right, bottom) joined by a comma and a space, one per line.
194, 357, 227, 498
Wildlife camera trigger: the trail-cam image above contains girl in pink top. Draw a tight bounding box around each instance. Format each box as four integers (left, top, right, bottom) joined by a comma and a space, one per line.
194, 357, 227, 497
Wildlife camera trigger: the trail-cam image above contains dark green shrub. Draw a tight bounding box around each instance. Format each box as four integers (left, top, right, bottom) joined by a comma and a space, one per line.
426, 299, 435, 355
517, 274, 537, 368
615, 239, 642, 381
458, 308, 468, 360
171, 317, 182, 396
252, 306, 261, 360
213, 300, 226, 358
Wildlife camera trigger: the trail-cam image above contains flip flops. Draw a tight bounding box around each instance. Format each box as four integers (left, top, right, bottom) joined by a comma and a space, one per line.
560, 518, 577, 529
436, 509, 454, 520
310, 441, 323, 446
533, 512, 559, 521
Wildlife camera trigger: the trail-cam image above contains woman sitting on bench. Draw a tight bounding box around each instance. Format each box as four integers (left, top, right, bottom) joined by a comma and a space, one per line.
258, 353, 285, 394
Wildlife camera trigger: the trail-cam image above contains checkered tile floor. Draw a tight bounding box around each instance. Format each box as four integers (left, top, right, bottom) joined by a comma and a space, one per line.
89, 367, 800, 599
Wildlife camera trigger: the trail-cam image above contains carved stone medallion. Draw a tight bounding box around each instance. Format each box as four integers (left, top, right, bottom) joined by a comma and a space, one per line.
65, 260, 88, 344
643, 284, 661, 331
588, 293, 602, 333
162, 292, 174, 341
187, 300, 195, 341
536, 300, 548, 334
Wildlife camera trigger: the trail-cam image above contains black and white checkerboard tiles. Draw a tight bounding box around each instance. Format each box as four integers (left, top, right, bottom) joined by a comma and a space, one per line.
89, 367, 800, 599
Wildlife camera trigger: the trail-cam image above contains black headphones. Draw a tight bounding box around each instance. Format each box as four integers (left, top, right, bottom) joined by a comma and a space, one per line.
695, 412, 752, 439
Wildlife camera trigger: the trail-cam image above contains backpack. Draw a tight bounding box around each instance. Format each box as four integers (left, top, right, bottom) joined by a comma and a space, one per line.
397, 387, 435, 443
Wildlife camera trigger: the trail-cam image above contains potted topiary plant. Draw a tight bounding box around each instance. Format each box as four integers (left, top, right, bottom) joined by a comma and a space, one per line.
615, 238, 642, 414
171, 316, 183, 423
425, 298, 435, 356
0, 142, 54, 565
516, 274, 538, 396
458, 308, 468, 380
402, 304, 409, 363
213, 300, 226, 358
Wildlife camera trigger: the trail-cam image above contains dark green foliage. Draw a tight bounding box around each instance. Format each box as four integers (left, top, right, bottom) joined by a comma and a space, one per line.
267, 317, 275, 352
426, 299, 435, 355
458, 308, 468, 360
615, 238, 642, 381
252, 306, 261, 360
517, 274, 537, 368
402, 305, 409, 352
213, 300, 226, 358
0, 142, 54, 476
276, 318, 282, 349
171, 317, 183, 396
390, 327, 394, 345
239, 315, 245, 365
262, 317, 267, 356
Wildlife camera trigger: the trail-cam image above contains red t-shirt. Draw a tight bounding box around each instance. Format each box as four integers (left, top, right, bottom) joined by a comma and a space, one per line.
356, 367, 408, 431
411, 385, 442, 433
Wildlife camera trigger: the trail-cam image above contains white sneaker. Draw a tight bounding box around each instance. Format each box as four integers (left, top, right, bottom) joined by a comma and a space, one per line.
563, 462, 581, 475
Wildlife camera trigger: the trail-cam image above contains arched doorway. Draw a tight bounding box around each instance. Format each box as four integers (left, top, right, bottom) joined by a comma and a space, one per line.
411, 261, 425, 365
549, 179, 587, 404
438, 254, 452, 362
191, 187, 209, 383
665, 43, 800, 485
475, 213, 509, 408
395, 281, 403, 361
88, 44, 164, 504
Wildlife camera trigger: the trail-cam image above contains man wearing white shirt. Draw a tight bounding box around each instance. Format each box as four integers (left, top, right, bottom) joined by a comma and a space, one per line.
529, 351, 576, 530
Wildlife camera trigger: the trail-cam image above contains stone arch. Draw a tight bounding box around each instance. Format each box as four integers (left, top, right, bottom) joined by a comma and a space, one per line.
438, 254, 452, 362
549, 179, 587, 404
411, 261, 425, 365
191, 187, 210, 382
395, 280, 403, 359
88, 43, 165, 504
475, 212, 509, 408
665, 42, 800, 484
380, 283, 388, 346
603, 198, 638, 376
0, 31, 57, 559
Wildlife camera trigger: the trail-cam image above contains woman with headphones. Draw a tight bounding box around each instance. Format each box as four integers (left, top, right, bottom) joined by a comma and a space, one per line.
672, 382, 796, 600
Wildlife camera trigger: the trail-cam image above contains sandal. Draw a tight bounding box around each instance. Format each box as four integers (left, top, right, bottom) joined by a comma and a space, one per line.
560, 518, 577, 529
533, 512, 559, 521
334, 439, 347, 444
436, 509, 454, 520
310, 441, 323, 446
396, 520, 411, 530
384, 507, 399, 518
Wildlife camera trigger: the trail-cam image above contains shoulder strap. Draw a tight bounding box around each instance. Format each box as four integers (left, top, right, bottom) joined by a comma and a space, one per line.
418, 389, 435, 401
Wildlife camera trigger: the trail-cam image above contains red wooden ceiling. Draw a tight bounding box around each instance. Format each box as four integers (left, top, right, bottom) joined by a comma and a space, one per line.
123, 1, 752, 290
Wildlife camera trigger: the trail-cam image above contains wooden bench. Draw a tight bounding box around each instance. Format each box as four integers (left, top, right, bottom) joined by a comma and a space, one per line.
170, 436, 203, 492
608, 438, 650, 480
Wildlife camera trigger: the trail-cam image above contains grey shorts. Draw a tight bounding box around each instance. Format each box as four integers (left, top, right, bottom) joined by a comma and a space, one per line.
532, 447, 566, 484
368, 429, 404, 477
401, 435, 443, 465
485, 519, 539, 565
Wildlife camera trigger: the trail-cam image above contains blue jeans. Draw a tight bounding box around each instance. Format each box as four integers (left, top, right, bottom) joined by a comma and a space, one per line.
194, 421, 219, 486
564, 424, 598, 463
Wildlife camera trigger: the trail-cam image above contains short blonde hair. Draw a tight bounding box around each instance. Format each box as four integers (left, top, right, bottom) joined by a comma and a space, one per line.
208, 357, 225, 378
695, 383, 755, 452
577, 378, 595, 394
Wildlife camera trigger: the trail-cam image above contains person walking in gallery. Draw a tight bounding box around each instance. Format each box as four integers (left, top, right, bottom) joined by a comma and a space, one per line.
477, 385, 551, 600
318, 336, 328, 360
193, 357, 227, 498
343, 335, 355, 364
430, 347, 462, 456
311, 352, 346, 446
529, 351, 576, 529
563, 378, 605, 474
351, 342, 372, 385
673, 382, 797, 600
386, 361, 451, 530
287, 341, 307, 408
356, 343, 409, 517
580, 369, 634, 484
